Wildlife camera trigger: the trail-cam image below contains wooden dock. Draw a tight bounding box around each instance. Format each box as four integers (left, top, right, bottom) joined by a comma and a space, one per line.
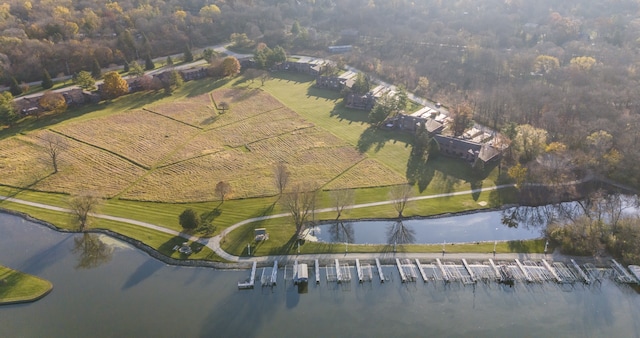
375, 258, 385, 283
335, 259, 342, 282
356, 259, 363, 282
315, 259, 320, 284
396, 258, 407, 283
415, 259, 428, 282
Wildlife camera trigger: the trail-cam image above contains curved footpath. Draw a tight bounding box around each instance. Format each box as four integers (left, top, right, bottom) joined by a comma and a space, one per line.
1, 185, 525, 266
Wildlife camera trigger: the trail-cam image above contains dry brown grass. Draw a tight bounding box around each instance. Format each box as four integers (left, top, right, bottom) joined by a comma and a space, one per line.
0, 130, 145, 197
323, 158, 407, 190
2, 88, 410, 203
53, 110, 200, 169
145, 94, 215, 127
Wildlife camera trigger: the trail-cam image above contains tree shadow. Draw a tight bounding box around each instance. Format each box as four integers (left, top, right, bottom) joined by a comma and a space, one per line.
406, 145, 435, 192
506, 240, 537, 253
356, 126, 388, 153
158, 235, 189, 257
269, 72, 315, 84
121, 257, 164, 290
306, 86, 342, 101
329, 105, 369, 125
0, 172, 55, 201
184, 78, 230, 98
224, 201, 277, 256
201, 207, 222, 224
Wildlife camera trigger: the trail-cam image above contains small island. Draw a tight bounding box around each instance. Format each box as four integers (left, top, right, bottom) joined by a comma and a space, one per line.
0, 265, 52, 305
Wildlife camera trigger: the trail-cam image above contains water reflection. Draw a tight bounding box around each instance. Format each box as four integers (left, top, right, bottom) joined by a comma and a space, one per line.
71, 233, 113, 269
386, 219, 415, 245
328, 221, 354, 243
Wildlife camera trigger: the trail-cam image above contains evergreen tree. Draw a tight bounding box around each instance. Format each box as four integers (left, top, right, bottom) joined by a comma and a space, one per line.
42, 69, 53, 89
9, 77, 22, 96
183, 45, 194, 62
91, 59, 102, 79
0, 92, 17, 126
291, 21, 301, 36
145, 54, 155, 70
123, 61, 130, 73
167, 56, 173, 66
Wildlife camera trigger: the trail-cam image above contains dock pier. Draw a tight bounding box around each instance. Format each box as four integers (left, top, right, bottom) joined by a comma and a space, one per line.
375, 258, 385, 283
436, 259, 450, 282
570, 259, 590, 284
356, 259, 363, 282
462, 259, 477, 283
542, 259, 562, 283
515, 259, 533, 283
315, 259, 320, 284
396, 259, 407, 282
237, 261, 257, 289
271, 261, 278, 286
335, 259, 342, 282
415, 259, 428, 282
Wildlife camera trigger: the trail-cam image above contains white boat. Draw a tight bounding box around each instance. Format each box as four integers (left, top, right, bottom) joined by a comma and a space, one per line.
628, 265, 640, 284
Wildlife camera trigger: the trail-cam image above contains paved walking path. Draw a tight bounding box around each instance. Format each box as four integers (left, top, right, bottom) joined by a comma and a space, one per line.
0, 184, 517, 263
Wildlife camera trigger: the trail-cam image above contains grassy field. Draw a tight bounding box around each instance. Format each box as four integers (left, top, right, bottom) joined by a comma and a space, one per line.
0, 70, 517, 258
0, 265, 52, 304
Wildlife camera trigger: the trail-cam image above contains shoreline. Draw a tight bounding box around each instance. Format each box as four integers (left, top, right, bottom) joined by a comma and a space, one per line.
0, 207, 610, 271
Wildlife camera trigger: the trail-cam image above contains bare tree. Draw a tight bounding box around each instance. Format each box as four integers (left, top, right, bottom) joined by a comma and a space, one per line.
41, 133, 68, 174
282, 182, 318, 236
386, 220, 416, 245
218, 101, 230, 113
214, 181, 232, 202
273, 162, 290, 196
389, 184, 413, 217
69, 193, 101, 231
330, 189, 355, 220
260, 72, 271, 86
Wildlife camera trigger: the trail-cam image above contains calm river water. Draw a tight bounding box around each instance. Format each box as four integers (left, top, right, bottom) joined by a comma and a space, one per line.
1, 213, 640, 337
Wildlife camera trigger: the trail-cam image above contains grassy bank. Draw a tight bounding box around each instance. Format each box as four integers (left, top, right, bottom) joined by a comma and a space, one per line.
0, 265, 52, 305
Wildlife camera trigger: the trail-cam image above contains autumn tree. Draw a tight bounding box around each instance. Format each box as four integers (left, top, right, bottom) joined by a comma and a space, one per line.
351, 73, 371, 94
450, 102, 474, 137
273, 162, 290, 196
69, 193, 101, 231
221, 56, 241, 77
42, 69, 53, 89
128, 61, 144, 77
508, 163, 528, 188
101, 71, 128, 99
513, 124, 548, 163
533, 55, 560, 74
389, 184, 413, 218
39, 91, 67, 114
215, 181, 232, 202
73, 71, 96, 90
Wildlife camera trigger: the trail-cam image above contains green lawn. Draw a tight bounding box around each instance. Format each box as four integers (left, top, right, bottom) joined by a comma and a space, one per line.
0, 265, 52, 304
